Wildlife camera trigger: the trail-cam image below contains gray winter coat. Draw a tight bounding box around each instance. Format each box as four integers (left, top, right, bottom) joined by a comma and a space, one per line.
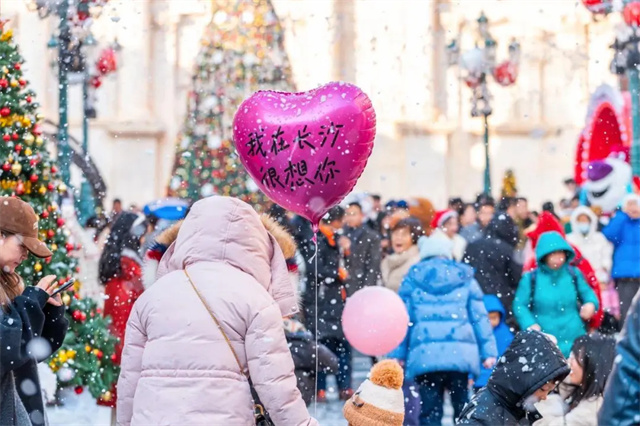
343, 225, 381, 297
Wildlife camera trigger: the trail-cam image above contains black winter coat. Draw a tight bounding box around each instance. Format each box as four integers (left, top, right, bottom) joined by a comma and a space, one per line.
463, 215, 522, 315
302, 230, 347, 340
457, 330, 570, 425
343, 225, 381, 297
598, 289, 640, 425
1, 286, 69, 426
287, 330, 339, 404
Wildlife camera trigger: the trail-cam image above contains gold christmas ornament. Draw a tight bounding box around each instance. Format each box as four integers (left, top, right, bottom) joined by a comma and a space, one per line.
1, 66, 8, 74
24, 148, 32, 156
24, 133, 34, 145
51, 244, 57, 251
38, 185, 46, 195
35, 136, 43, 146
11, 162, 21, 176
10, 79, 18, 88
34, 262, 42, 272
102, 391, 113, 402
58, 183, 67, 193
62, 293, 71, 306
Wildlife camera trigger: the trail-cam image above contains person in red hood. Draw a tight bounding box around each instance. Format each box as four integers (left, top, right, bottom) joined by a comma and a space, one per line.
523, 211, 603, 330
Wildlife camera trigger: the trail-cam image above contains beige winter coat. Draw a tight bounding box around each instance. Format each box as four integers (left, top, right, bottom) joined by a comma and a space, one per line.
381, 245, 420, 292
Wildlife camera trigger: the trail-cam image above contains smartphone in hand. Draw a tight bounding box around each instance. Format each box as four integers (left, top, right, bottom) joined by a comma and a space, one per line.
50, 279, 75, 298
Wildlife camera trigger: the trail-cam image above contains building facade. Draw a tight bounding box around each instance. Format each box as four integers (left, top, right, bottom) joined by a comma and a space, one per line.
2, 0, 620, 209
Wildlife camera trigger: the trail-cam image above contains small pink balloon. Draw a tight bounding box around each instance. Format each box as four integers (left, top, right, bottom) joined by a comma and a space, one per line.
342, 287, 409, 357
233, 82, 376, 226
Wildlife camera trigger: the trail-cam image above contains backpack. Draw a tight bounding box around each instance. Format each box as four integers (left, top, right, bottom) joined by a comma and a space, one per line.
529, 266, 582, 312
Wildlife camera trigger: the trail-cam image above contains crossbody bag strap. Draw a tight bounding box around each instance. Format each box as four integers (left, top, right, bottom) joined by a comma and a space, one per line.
184, 269, 247, 377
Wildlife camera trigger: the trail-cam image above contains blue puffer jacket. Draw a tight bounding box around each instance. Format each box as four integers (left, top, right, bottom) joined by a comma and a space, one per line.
603, 211, 640, 279
389, 254, 497, 379
474, 295, 514, 388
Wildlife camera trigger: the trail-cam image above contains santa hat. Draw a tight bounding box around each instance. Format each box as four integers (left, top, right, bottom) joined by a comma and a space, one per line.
343, 360, 405, 426
526, 211, 564, 249
430, 209, 458, 230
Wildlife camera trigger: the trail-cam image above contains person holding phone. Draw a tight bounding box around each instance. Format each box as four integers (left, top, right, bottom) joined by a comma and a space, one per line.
0, 197, 69, 426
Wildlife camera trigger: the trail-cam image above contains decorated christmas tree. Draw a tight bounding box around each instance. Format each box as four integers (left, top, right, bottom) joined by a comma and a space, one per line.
167, 0, 294, 205
0, 22, 118, 401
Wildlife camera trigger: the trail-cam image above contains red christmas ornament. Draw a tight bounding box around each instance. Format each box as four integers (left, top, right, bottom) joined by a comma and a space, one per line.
111, 353, 117, 362
29, 159, 38, 167
72, 310, 83, 321
493, 61, 518, 87
13, 63, 21, 71
2, 134, 10, 142
0, 79, 7, 88
47, 229, 55, 239
2, 163, 10, 171
91, 76, 102, 88
77, 10, 89, 21
96, 48, 118, 75
74, 292, 81, 300
51, 165, 58, 173
12, 133, 18, 141
0, 107, 10, 117
16, 182, 24, 195
65, 242, 74, 252
33, 125, 42, 136
95, 350, 103, 359
582, 0, 612, 14
18, 78, 26, 87
624, 2, 640, 27
14, 144, 22, 153
96, 308, 102, 314
74, 386, 83, 395
47, 182, 55, 191
57, 217, 65, 227
80, 312, 87, 322
41, 210, 49, 219
26, 96, 32, 103
29, 174, 38, 183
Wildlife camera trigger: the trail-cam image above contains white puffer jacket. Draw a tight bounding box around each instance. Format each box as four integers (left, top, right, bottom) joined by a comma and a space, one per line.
567, 206, 613, 283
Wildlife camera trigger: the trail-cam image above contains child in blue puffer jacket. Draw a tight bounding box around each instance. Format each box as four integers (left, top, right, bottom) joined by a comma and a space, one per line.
473, 294, 514, 391
389, 234, 497, 426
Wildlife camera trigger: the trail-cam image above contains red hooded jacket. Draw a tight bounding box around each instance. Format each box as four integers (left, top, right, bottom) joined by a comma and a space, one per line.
523, 212, 603, 330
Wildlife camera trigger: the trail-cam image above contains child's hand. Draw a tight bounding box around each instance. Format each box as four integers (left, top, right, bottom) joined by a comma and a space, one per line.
482, 357, 496, 369
580, 303, 596, 320
529, 324, 541, 331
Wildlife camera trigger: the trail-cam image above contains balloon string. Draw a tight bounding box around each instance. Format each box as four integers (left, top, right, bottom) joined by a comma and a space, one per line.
313, 228, 319, 418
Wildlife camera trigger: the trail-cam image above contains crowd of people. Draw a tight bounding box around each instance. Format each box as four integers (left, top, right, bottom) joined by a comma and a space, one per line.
0, 188, 638, 426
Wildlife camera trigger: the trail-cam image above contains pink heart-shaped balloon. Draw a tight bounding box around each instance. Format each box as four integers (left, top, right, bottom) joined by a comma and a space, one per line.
233, 82, 376, 226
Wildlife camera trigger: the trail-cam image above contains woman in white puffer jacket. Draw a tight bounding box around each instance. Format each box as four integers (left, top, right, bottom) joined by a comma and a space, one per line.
566, 206, 613, 284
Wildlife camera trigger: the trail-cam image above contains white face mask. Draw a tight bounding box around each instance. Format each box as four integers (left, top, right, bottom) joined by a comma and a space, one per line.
522, 394, 540, 412
576, 223, 591, 235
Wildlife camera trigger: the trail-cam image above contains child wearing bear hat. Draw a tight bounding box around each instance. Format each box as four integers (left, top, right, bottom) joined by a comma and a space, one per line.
343, 360, 405, 426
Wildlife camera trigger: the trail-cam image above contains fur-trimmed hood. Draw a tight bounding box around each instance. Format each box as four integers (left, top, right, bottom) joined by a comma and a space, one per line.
142, 209, 298, 288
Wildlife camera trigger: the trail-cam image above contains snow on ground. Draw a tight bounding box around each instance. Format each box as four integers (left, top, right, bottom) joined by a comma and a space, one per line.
46, 389, 112, 425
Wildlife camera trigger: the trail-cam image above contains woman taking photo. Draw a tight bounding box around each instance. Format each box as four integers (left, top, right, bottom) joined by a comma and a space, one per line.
536, 333, 616, 425
0, 197, 69, 426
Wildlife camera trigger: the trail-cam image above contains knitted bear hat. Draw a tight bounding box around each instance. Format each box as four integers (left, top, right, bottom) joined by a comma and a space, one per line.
343, 360, 405, 426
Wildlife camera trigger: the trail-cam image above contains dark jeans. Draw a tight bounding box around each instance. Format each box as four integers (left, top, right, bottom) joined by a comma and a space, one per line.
416, 371, 469, 426
615, 278, 640, 326
317, 337, 352, 391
